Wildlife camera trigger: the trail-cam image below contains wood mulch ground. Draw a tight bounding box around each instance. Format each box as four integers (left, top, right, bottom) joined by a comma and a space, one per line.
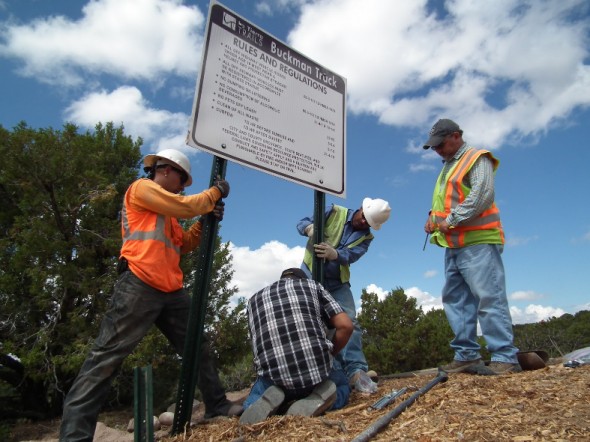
170, 363, 590, 441
11, 363, 590, 441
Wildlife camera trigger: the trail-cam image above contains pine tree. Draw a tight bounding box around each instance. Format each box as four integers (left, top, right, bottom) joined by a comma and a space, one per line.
358, 287, 453, 374
0, 122, 141, 417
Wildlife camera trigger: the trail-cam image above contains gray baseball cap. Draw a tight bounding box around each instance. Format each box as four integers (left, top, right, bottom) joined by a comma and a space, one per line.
423, 119, 462, 149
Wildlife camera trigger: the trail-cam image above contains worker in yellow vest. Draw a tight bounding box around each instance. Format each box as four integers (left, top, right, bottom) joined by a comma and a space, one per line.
423, 119, 521, 375
60, 149, 241, 442
297, 198, 391, 393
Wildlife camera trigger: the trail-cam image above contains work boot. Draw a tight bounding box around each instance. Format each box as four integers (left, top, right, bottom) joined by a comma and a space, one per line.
198, 339, 240, 418
350, 370, 378, 394
440, 358, 484, 373
204, 401, 243, 419
239, 386, 285, 425
488, 362, 522, 374
286, 380, 336, 417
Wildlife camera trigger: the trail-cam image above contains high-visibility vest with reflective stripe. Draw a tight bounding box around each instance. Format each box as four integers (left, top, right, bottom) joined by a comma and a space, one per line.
303, 205, 373, 284
120, 181, 185, 292
430, 148, 504, 248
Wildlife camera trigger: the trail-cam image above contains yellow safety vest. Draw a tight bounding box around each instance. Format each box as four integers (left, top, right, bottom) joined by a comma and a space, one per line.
430, 148, 504, 248
304, 205, 373, 283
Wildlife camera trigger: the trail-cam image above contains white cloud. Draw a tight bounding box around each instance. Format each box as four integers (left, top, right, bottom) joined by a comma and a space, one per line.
364, 283, 389, 301
423, 270, 437, 279
63, 86, 190, 154
360, 284, 570, 327
229, 241, 304, 301
363, 284, 443, 313
505, 235, 539, 247
0, 0, 205, 85
287, 0, 590, 150
409, 163, 436, 173
2, 0, 588, 156
384, 175, 409, 188
405, 286, 443, 312
359, 284, 569, 325
255, 3, 273, 16
360, 286, 571, 326
510, 304, 566, 324
510, 290, 543, 301
255, 0, 308, 16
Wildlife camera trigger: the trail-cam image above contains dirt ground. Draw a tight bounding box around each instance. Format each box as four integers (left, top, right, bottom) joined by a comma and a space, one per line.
9, 362, 590, 442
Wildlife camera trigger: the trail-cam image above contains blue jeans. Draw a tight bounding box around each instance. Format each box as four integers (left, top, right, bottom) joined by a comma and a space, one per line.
442, 244, 519, 363
243, 368, 350, 411
329, 284, 368, 378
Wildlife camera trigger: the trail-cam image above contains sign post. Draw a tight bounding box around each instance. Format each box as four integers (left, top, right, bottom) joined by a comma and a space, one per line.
171, 157, 227, 435
171, 3, 347, 433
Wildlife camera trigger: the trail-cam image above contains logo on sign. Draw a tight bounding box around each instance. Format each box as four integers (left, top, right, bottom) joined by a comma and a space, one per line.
222, 12, 236, 30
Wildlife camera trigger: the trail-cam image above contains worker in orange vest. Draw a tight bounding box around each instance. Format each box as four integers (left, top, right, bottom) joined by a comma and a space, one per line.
60, 149, 240, 442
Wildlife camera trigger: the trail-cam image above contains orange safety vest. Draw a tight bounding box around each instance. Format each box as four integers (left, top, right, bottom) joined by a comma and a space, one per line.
430, 148, 504, 248
120, 180, 185, 292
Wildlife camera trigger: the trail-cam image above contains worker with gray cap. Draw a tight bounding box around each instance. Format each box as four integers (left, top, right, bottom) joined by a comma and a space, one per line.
296, 198, 391, 393
423, 119, 521, 375
60, 149, 239, 441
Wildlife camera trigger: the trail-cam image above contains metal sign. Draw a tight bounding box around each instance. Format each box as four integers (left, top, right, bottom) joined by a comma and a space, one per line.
187, 1, 346, 196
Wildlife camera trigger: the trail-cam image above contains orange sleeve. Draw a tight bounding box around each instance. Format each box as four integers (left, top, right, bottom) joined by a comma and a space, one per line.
129, 179, 222, 219
181, 220, 204, 254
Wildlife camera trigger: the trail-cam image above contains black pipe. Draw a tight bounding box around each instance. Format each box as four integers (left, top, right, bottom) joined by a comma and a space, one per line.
351, 370, 449, 442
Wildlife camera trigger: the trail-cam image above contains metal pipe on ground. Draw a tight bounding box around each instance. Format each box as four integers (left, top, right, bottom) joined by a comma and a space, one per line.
351, 369, 449, 442
379, 367, 440, 379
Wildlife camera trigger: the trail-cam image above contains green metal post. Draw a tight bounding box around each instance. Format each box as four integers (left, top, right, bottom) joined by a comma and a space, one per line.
134, 365, 153, 442
312, 190, 326, 285
171, 155, 227, 435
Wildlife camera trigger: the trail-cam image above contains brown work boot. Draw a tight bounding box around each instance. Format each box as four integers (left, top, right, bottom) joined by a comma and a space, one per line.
488, 362, 522, 374
440, 359, 484, 373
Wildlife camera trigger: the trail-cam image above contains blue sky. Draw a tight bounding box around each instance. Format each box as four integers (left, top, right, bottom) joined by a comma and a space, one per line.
1, 0, 589, 324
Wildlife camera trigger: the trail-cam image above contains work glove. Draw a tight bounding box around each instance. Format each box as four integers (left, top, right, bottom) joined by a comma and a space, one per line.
212, 201, 225, 221
214, 179, 230, 198
304, 224, 314, 238
352, 371, 379, 394
314, 242, 338, 261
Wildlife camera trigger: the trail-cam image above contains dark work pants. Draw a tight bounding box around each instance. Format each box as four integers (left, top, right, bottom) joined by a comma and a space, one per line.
59, 271, 229, 442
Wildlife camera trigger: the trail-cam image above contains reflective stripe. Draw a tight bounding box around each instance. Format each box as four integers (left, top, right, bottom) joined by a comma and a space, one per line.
119, 180, 185, 291
431, 148, 503, 248
303, 205, 373, 283
121, 205, 180, 253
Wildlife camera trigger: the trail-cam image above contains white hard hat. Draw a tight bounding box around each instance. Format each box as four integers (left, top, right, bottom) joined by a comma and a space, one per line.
143, 149, 192, 186
362, 198, 391, 230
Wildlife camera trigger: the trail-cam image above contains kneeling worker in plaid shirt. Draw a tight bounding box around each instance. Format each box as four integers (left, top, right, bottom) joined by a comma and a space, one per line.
240, 268, 354, 424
